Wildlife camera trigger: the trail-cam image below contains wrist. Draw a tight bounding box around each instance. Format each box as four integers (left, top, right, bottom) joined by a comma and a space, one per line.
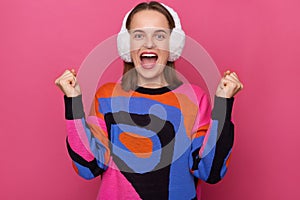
211, 96, 234, 120
64, 95, 85, 119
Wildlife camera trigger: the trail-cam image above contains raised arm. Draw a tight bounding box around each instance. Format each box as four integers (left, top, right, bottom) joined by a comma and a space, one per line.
189, 71, 243, 183
189, 95, 234, 183
56, 69, 110, 179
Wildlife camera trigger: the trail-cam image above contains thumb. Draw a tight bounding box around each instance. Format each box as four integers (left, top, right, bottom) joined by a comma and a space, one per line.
70, 69, 77, 76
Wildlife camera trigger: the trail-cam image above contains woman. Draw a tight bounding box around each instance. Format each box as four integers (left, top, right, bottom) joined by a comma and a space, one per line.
55, 1, 243, 199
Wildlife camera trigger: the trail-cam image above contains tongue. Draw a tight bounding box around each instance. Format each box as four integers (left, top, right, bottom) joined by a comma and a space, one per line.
141, 57, 157, 69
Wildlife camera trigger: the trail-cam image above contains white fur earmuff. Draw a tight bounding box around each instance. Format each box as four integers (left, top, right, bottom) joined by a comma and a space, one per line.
117, 2, 186, 63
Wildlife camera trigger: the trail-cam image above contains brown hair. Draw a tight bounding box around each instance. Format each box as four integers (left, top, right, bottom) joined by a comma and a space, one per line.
121, 1, 182, 91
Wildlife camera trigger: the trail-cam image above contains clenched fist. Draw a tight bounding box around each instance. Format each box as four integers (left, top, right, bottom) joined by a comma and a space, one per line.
55, 69, 82, 97
215, 70, 243, 98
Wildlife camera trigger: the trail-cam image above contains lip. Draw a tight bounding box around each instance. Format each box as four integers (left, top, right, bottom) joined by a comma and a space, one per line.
139, 51, 158, 69
139, 51, 158, 57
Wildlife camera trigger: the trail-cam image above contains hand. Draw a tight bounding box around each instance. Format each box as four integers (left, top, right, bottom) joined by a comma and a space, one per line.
215, 70, 243, 98
55, 69, 82, 97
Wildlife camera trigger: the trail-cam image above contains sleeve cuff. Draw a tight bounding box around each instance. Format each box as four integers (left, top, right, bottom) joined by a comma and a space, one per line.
64, 95, 85, 120
211, 96, 234, 120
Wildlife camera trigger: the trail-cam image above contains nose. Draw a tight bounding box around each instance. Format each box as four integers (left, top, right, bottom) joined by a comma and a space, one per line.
144, 36, 155, 49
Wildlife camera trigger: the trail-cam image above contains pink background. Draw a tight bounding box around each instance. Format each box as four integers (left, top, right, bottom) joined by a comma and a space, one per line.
1, 0, 299, 199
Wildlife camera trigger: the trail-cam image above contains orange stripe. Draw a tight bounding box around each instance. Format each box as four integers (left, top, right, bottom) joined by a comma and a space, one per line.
119, 132, 153, 158
95, 83, 183, 109
193, 124, 210, 139
225, 153, 232, 167
72, 162, 79, 174
87, 123, 110, 165
95, 83, 200, 138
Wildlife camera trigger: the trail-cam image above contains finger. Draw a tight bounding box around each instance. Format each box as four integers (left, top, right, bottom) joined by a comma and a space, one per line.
56, 74, 76, 88
223, 70, 231, 77
227, 73, 240, 83
62, 69, 73, 76
55, 70, 73, 84
70, 69, 77, 76
61, 70, 75, 79
224, 73, 242, 85
229, 72, 243, 89
223, 76, 243, 90
60, 69, 77, 79
231, 72, 244, 89
62, 71, 75, 79
55, 77, 60, 85
66, 75, 77, 86
220, 77, 228, 87
71, 76, 77, 87
60, 72, 75, 81
224, 75, 239, 85
227, 80, 243, 92
230, 72, 240, 81
55, 70, 70, 85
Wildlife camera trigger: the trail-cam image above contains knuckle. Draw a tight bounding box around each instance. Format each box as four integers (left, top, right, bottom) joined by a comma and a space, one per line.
59, 79, 65, 85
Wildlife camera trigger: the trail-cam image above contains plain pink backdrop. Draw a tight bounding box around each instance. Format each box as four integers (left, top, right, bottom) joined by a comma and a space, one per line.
1, 0, 299, 199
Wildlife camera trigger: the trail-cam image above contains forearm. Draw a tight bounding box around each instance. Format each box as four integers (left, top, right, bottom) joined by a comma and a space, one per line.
64, 95, 109, 179
190, 96, 234, 183
65, 95, 95, 161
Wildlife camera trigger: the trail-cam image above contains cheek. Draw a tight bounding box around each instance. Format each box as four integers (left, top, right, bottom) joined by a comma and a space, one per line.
156, 36, 170, 51
130, 39, 144, 52
157, 42, 170, 59
158, 50, 169, 61
130, 50, 139, 65
159, 42, 170, 52
129, 40, 139, 58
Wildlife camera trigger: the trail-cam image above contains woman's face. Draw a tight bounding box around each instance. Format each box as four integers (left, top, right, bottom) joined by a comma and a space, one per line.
129, 10, 171, 88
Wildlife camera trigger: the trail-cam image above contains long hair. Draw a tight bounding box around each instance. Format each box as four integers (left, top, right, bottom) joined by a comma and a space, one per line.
121, 1, 182, 91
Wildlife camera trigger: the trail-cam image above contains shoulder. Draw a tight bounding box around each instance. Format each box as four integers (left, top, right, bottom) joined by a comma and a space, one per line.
95, 82, 122, 98
174, 83, 209, 103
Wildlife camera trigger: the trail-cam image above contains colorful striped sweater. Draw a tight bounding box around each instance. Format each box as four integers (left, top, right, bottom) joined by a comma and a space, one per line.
64, 82, 234, 200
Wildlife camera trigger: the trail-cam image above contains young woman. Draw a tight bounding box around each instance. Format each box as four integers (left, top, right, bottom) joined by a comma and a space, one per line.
55, 1, 243, 199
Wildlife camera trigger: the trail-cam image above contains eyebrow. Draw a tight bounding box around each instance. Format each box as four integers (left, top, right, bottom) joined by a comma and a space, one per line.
131, 29, 168, 34
154, 30, 168, 34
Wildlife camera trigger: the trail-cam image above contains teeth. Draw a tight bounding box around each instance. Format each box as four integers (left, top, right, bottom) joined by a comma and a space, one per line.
141, 53, 157, 57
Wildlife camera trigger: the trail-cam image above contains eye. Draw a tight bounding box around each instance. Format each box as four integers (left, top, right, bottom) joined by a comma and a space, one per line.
133, 33, 144, 40
154, 33, 166, 41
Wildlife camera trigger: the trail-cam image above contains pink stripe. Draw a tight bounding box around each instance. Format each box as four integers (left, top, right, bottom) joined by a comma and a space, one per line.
97, 159, 141, 200
199, 120, 213, 157
66, 119, 94, 161
198, 98, 211, 127
191, 85, 211, 128
175, 84, 211, 133
86, 116, 107, 133
173, 83, 202, 105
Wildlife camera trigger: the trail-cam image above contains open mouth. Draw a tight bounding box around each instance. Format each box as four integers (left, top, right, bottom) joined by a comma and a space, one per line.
140, 52, 158, 69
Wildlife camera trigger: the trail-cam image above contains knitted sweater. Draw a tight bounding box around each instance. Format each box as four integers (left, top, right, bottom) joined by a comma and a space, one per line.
64, 82, 234, 200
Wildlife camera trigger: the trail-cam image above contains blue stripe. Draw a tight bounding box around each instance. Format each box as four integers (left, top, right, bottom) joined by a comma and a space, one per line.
98, 96, 182, 132
81, 118, 108, 170
194, 120, 219, 180
110, 124, 161, 173
73, 161, 94, 180
220, 149, 232, 178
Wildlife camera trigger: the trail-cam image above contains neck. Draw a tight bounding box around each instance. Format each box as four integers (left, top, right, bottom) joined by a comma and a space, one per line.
137, 75, 168, 89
